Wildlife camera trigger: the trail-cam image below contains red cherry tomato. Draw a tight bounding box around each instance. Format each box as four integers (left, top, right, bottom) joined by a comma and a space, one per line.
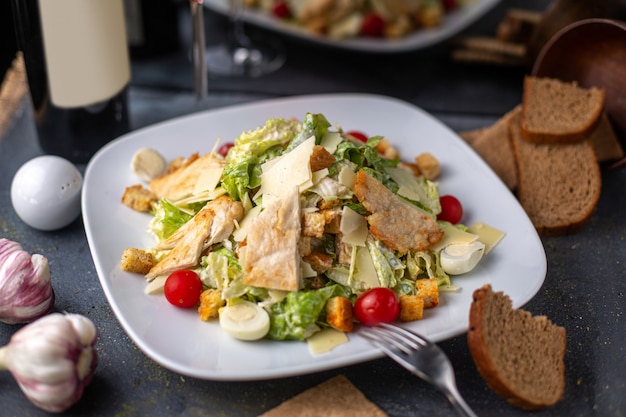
437, 195, 463, 224
354, 287, 399, 326
272, 1, 291, 18
164, 270, 203, 308
360, 13, 385, 37
442, 0, 458, 12
217, 142, 234, 158
345, 130, 368, 143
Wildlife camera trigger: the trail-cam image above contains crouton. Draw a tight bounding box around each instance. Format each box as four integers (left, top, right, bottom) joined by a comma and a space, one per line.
302, 251, 334, 273
375, 138, 399, 159
399, 294, 425, 321
121, 185, 157, 212
353, 170, 443, 253
326, 296, 354, 332
417, 4, 443, 28
414, 152, 440, 180
318, 198, 342, 210
416, 278, 439, 308
310, 145, 336, 172
198, 289, 224, 321
302, 211, 326, 238
120, 248, 154, 275
322, 208, 342, 233
298, 236, 325, 257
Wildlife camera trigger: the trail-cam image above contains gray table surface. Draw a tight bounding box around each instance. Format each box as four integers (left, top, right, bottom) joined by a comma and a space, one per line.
1, 1, 625, 416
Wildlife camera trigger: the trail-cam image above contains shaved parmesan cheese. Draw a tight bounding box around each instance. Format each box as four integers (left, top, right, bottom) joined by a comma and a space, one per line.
468, 221, 506, 254
320, 131, 343, 154
232, 204, 263, 242
192, 164, 224, 196
312, 168, 329, 185
144, 275, 166, 294
353, 246, 379, 289
301, 260, 317, 278
256, 136, 316, 200
385, 166, 423, 202
338, 165, 357, 189
430, 225, 479, 253
340, 206, 368, 247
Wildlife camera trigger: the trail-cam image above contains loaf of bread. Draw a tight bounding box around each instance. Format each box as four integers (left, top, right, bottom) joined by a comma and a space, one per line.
510, 111, 602, 236
467, 284, 566, 410
520, 76, 605, 144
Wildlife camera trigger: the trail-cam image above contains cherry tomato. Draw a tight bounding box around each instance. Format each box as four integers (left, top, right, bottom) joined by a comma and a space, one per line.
217, 142, 234, 158
360, 13, 385, 37
437, 194, 463, 224
164, 270, 203, 308
354, 287, 399, 326
345, 130, 368, 143
272, 1, 291, 18
442, 0, 458, 12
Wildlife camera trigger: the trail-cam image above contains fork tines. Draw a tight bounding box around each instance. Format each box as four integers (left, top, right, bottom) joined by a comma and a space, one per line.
361, 322, 428, 354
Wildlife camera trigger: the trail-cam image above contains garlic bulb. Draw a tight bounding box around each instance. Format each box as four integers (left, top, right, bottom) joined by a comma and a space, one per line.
0, 238, 55, 324
0, 313, 98, 413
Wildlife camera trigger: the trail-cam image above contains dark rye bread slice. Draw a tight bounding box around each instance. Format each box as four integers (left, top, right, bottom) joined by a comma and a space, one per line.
258, 375, 388, 417
520, 76, 605, 144
465, 106, 520, 190
510, 111, 601, 236
459, 109, 623, 191
468, 284, 566, 410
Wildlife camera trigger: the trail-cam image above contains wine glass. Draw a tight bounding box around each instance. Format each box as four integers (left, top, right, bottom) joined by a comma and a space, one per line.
203, 0, 286, 77
190, 0, 208, 99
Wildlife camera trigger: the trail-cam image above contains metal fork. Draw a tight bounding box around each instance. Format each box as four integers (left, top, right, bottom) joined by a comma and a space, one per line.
361, 323, 478, 417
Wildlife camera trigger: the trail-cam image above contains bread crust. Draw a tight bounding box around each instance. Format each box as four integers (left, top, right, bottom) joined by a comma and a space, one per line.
509, 111, 601, 236
520, 76, 605, 145
468, 284, 566, 410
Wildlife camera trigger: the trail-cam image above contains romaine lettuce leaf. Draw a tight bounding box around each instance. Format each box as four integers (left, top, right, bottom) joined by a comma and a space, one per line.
149, 199, 194, 241
267, 285, 349, 340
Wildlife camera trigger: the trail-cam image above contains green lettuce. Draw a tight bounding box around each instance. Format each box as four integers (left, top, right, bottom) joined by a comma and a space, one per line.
284, 112, 331, 152
149, 199, 195, 241
267, 285, 350, 340
222, 118, 300, 201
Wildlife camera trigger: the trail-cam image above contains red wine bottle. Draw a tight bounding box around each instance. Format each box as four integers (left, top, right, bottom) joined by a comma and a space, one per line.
11, 0, 131, 164
124, 0, 180, 58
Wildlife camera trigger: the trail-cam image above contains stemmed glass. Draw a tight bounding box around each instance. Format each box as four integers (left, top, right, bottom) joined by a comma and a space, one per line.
193, 0, 285, 78
190, 0, 208, 99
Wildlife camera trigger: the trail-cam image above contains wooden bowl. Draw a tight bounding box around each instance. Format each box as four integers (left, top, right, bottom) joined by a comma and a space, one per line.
532, 18, 626, 165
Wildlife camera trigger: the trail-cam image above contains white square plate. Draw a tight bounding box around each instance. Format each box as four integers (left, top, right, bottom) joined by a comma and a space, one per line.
82, 94, 546, 380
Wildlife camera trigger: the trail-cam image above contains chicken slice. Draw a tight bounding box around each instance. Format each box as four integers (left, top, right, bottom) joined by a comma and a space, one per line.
149, 152, 225, 201
146, 195, 244, 280
243, 187, 301, 292
353, 169, 443, 254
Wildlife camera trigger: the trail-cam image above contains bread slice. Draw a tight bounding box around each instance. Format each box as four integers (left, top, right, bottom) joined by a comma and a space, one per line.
468, 284, 566, 410
258, 375, 388, 417
589, 112, 625, 163
510, 111, 601, 236
465, 106, 520, 190
520, 76, 605, 144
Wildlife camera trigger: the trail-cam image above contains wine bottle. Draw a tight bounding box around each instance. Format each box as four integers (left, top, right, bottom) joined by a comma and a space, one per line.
124, 0, 180, 58
11, 0, 131, 164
